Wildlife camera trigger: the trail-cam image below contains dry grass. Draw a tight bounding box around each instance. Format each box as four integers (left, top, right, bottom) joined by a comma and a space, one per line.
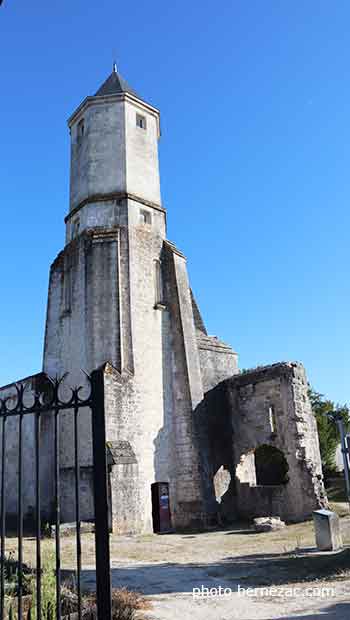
3, 512, 350, 570
80, 588, 151, 620
3, 495, 350, 603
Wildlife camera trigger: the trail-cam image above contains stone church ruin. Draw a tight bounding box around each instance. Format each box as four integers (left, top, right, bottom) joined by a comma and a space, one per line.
0, 68, 328, 533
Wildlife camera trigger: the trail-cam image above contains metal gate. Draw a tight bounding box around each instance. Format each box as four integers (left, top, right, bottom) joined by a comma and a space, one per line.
0, 368, 112, 620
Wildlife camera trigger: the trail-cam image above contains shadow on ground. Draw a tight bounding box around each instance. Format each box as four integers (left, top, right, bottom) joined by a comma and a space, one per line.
75, 548, 350, 597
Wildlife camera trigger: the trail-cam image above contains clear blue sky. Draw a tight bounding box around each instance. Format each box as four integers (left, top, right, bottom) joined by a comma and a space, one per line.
1, 1, 349, 403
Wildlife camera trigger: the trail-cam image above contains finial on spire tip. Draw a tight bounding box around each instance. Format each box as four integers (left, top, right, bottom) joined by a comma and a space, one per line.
113, 61, 117, 73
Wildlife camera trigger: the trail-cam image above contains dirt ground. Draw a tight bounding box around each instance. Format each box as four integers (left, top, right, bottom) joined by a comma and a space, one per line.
90, 516, 350, 619
6, 505, 350, 619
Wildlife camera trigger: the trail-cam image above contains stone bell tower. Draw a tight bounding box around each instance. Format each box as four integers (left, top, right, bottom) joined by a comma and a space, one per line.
43, 67, 222, 533
66, 64, 162, 245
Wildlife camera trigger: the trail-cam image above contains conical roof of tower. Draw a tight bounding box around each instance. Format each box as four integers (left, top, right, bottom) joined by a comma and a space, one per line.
94, 68, 141, 99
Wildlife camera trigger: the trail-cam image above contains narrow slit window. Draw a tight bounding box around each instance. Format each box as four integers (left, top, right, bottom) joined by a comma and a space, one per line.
71, 218, 80, 239
64, 268, 72, 312
154, 259, 165, 308
136, 113, 147, 130
269, 406, 277, 434
77, 119, 85, 143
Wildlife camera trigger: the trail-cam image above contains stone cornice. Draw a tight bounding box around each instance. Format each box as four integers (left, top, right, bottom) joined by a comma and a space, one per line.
65, 192, 165, 223
163, 239, 187, 260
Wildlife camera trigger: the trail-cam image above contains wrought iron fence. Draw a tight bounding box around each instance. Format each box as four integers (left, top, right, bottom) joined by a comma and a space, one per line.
0, 368, 112, 620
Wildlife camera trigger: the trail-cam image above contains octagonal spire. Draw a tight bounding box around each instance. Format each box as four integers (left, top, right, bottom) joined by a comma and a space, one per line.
94, 66, 141, 100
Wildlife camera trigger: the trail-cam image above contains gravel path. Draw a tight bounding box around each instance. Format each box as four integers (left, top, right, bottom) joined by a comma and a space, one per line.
78, 521, 350, 619
80, 558, 350, 619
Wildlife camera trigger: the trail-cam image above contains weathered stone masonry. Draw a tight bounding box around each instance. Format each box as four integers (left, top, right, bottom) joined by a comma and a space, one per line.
0, 68, 327, 532
199, 362, 327, 523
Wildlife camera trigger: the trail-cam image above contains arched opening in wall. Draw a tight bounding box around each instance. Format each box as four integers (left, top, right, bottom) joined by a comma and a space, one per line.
255, 445, 289, 486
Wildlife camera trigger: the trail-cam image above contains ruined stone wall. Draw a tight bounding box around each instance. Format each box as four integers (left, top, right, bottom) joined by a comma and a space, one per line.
228, 363, 327, 522
199, 362, 327, 524
193, 380, 235, 522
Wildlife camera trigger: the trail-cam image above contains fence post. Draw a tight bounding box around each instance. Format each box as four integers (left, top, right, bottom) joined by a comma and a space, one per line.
91, 368, 112, 620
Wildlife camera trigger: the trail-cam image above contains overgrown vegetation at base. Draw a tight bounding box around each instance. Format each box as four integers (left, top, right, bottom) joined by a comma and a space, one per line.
4, 550, 150, 620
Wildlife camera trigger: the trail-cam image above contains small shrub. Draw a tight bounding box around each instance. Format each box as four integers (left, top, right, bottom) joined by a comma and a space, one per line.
82, 588, 150, 620
3, 553, 33, 596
